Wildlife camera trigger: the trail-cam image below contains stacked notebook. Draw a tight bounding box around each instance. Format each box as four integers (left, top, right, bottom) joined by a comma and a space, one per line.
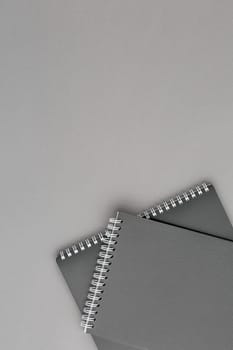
56, 182, 233, 350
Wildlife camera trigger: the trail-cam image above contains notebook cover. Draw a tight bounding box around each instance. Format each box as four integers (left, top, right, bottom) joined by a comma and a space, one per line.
85, 211, 233, 350
57, 183, 233, 350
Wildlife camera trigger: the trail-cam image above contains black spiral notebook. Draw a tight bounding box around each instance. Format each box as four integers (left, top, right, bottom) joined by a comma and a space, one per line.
56, 183, 233, 350
84, 211, 233, 350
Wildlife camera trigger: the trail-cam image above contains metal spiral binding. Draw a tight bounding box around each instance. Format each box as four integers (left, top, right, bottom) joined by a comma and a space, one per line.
139, 182, 211, 219
58, 232, 105, 261
81, 212, 122, 332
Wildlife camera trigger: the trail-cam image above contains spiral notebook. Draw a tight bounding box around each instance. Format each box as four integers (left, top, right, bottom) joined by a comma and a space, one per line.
83, 211, 233, 350
57, 182, 233, 350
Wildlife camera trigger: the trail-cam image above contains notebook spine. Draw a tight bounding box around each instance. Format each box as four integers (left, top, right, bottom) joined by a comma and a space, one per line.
139, 182, 211, 219
81, 212, 122, 332
57, 232, 105, 261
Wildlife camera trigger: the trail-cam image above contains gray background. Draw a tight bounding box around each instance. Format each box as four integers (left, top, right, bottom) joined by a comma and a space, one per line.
0, 1, 233, 349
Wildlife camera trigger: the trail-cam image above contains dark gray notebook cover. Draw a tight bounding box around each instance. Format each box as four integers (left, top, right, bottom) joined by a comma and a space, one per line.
87, 211, 233, 350
57, 183, 233, 350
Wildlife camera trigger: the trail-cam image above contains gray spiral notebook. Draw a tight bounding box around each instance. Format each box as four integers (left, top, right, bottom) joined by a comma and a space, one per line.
57, 183, 233, 350
83, 211, 233, 350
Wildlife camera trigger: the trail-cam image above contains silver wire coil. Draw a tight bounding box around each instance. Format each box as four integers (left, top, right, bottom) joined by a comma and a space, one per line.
81, 213, 122, 331
139, 182, 211, 219
58, 232, 104, 261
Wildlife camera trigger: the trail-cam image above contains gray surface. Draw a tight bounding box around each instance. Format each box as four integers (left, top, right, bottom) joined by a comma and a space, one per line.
91, 212, 233, 350
1, 1, 233, 350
